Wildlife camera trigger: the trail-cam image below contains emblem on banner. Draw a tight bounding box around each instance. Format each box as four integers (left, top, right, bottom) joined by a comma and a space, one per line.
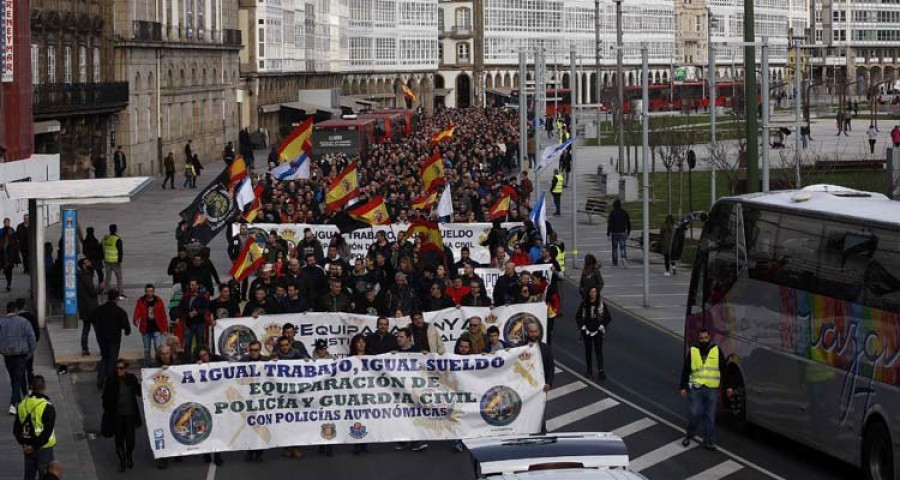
479, 386, 523, 427
149, 373, 176, 410
517, 351, 533, 362
218, 325, 258, 361
263, 323, 283, 354
320, 423, 337, 440
503, 312, 542, 345
169, 402, 213, 445
349, 422, 368, 439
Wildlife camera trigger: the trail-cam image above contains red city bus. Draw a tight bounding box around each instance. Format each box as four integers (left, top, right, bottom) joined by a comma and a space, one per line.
312, 119, 377, 159
608, 81, 760, 113
368, 108, 416, 136
359, 112, 407, 144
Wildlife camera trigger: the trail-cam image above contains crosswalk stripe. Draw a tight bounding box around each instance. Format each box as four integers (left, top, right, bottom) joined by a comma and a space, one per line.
630, 439, 696, 472
684, 460, 744, 480
554, 366, 562, 374
546, 381, 587, 401
610, 417, 657, 439
546, 398, 619, 432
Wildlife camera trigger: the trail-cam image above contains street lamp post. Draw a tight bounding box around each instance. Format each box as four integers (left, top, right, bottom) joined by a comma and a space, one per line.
744, 0, 759, 193
519, 51, 527, 173
708, 7, 717, 206
794, 39, 802, 188
641, 43, 650, 308
571, 47, 579, 268
761, 37, 770, 192
615, 0, 625, 174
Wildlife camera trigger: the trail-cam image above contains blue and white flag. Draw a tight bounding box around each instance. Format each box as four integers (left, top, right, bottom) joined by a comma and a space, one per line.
536, 137, 575, 174
529, 192, 548, 244
269, 153, 311, 181
235, 177, 256, 211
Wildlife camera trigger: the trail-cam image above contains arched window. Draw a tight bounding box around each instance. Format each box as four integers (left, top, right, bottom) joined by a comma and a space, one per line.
457, 43, 470, 63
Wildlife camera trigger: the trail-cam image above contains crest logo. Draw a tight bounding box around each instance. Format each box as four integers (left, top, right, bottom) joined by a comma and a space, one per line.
480, 386, 523, 427
517, 351, 533, 362
150, 373, 175, 410
169, 402, 213, 446
217, 325, 258, 361
320, 423, 337, 440
263, 323, 284, 354
349, 422, 368, 439
503, 312, 542, 345
200, 186, 234, 229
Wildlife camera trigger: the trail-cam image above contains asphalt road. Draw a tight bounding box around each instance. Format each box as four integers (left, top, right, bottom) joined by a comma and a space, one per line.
71, 277, 860, 480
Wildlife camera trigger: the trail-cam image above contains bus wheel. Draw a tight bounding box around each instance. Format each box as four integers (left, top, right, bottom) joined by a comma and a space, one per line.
863, 420, 894, 480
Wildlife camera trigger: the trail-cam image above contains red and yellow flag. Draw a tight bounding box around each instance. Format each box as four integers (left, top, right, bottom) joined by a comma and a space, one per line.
407, 220, 443, 254
227, 156, 247, 188
489, 195, 511, 220
411, 191, 438, 211
429, 125, 456, 148
326, 162, 360, 212
402, 84, 416, 103
229, 238, 265, 282
420, 152, 445, 193
348, 195, 391, 226
277, 117, 314, 163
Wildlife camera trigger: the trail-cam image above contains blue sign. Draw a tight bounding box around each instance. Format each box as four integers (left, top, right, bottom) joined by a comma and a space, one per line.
63, 209, 77, 316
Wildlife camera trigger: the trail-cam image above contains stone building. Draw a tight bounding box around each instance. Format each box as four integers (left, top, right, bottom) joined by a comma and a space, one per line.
111, 0, 242, 176
30, 0, 128, 178
675, 0, 707, 69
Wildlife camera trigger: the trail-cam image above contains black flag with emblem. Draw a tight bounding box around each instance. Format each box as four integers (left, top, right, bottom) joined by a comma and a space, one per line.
179, 167, 239, 245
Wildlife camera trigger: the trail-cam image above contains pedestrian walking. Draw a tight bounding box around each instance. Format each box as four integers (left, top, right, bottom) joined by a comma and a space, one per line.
844, 110, 852, 132
190, 154, 204, 188
133, 284, 168, 367
868, 124, 879, 154
550, 168, 564, 216
576, 287, 612, 380
77, 258, 101, 356
113, 146, 127, 177
0, 217, 20, 291
81, 227, 104, 284
16, 214, 29, 274
1, 301, 36, 414
184, 140, 193, 165
16, 299, 39, 387
152, 344, 179, 470
90, 290, 131, 390
179, 279, 210, 361
560, 148, 572, 188
800, 125, 811, 149
101, 224, 124, 294
240, 341, 267, 463
14, 375, 55, 479
606, 199, 631, 267
578, 253, 604, 300
162, 152, 176, 189
835, 111, 844, 136
660, 214, 676, 276
679, 328, 732, 451
183, 159, 196, 188
101, 359, 141, 472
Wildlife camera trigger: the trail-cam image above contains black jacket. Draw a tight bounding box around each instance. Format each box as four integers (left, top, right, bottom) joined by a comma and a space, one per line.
575, 301, 612, 335
90, 302, 131, 343
101, 374, 143, 437
493, 273, 519, 306
520, 340, 554, 387
607, 204, 631, 236
316, 291, 354, 313
76, 269, 100, 319
366, 332, 398, 355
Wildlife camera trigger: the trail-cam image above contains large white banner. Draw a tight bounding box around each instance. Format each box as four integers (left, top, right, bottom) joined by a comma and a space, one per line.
142, 346, 546, 457
474, 264, 553, 301
212, 303, 547, 360
235, 222, 523, 266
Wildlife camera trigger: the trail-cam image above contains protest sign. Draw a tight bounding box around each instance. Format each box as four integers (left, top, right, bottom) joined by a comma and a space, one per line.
142, 346, 546, 457
473, 264, 553, 301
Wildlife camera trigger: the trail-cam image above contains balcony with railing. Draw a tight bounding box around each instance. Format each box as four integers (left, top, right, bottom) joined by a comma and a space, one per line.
33, 82, 130, 118
132, 21, 163, 42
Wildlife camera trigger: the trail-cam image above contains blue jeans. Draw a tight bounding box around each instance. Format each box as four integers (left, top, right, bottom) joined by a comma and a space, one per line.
4, 354, 28, 407
97, 340, 121, 386
686, 386, 718, 444
183, 323, 205, 362
142, 332, 163, 367
23, 446, 54, 480
611, 233, 628, 265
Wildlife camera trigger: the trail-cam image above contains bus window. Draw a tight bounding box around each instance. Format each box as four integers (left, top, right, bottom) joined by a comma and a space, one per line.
744, 206, 780, 281
817, 225, 876, 302
699, 203, 740, 305
863, 230, 900, 313
768, 215, 822, 294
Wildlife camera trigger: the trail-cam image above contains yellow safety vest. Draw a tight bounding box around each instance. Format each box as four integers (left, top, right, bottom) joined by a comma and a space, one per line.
552, 243, 565, 272
17, 396, 56, 449
552, 174, 564, 194
689, 345, 721, 388
102, 234, 120, 263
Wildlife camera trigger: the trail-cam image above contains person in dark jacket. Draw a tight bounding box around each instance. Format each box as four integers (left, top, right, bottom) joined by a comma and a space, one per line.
278, 283, 308, 313
578, 254, 604, 300
679, 328, 732, 450
178, 280, 209, 362
354, 285, 386, 316
81, 227, 104, 283
606, 199, 631, 267
242, 286, 279, 317
317, 278, 353, 312
660, 214, 676, 276
481, 221, 509, 261
522, 321, 553, 392
0, 217, 20, 291
240, 341, 268, 463
460, 280, 491, 306
492, 262, 519, 306
185, 254, 220, 293
167, 248, 191, 289
77, 258, 102, 356
575, 287, 612, 380
90, 290, 131, 390
424, 282, 455, 311
384, 272, 418, 316
366, 317, 397, 355
101, 359, 142, 471
16, 298, 40, 386
113, 145, 127, 177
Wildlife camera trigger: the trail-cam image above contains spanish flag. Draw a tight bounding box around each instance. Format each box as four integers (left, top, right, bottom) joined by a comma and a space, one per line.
242, 184, 265, 222
489, 195, 511, 220
277, 117, 314, 164
348, 195, 391, 226
407, 220, 443, 254
228, 156, 248, 187
420, 152, 445, 193
429, 125, 456, 148
547, 291, 561, 318
326, 162, 360, 212
229, 237, 265, 282
411, 191, 438, 210
402, 84, 416, 103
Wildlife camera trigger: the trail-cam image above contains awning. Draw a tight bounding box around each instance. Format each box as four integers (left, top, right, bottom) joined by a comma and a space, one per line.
33, 120, 61, 135
486, 87, 514, 97
260, 104, 281, 113
362, 93, 396, 100
4, 177, 154, 205
340, 97, 378, 111
280, 101, 341, 116
434, 88, 453, 96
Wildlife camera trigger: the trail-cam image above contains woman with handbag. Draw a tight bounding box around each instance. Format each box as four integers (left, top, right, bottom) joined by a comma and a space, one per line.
101, 359, 142, 472
575, 286, 612, 380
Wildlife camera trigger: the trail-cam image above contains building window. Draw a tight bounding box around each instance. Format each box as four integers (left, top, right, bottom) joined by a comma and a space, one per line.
93, 47, 100, 81
47, 46, 56, 83
197, 0, 205, 39
31, 44, 40, 85
438, 8, 444, 31
186, 0, 194, 39
63, 46, 72, 84
455, 7, 471, 30
258, 27, 265, 58
457, 42, 470, 62
78, 45, 87, 83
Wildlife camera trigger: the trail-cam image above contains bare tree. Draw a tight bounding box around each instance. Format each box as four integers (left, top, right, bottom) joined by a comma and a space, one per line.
654, 115, 688, 214
705, 120, 747, 195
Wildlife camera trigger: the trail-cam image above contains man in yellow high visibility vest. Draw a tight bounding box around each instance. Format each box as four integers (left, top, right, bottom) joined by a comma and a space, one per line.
678, 328, 732, 451
102, 224, 124, 294
14, 376, 56, 479
550, 168, 564, 216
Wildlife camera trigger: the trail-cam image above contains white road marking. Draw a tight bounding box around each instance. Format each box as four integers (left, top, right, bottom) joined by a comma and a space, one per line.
685, 460, 744, 480
553, 362, 786, 480
546, 381, 587, 401
631, 438, 696, 472
611, 417, 657, 438
206, 462, 217, 480
546, 398, 619, 431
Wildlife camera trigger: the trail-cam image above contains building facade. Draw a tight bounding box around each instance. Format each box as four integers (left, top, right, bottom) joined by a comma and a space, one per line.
30, 0, 129, 178
675, 0, 708, 69
112, 0, 242, 177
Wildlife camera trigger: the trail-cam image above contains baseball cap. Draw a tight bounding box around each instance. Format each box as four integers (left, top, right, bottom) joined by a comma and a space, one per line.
314, 339, 328, 350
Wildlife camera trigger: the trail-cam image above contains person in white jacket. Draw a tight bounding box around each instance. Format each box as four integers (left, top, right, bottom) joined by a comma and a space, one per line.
408, 312, 445, 354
